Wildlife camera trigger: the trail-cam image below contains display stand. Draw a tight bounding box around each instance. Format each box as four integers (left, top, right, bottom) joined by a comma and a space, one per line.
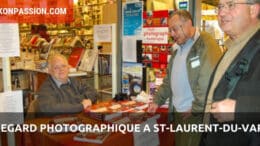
94, 23, 117, 99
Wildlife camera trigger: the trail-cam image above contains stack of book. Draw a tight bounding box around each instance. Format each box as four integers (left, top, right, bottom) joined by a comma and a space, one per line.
85, 100, 148, 122
73, 131, 111, 144
47, 116, 82, 134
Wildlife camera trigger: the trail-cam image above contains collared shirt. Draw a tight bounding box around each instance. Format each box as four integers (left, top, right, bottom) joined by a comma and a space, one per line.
171, 28, 200, 112
225, 22, 260, 49
51, 76, 71, 88
203, 22, 260, 123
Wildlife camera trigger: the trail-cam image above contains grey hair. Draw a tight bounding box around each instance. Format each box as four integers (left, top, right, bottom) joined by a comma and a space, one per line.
246, 0, 260, 19
170, 10, 193, 25
247, 0, 260, 3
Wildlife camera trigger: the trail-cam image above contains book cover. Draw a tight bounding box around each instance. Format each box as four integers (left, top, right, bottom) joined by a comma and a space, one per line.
73, 131, 110, 144
86, 101, 122, 121
86, 101, 148, 121
47, 116, 83, 134
98, 54, 112, 75
78, 49, 98, 72
68, 47, 85, 68
122, 62, 143, 96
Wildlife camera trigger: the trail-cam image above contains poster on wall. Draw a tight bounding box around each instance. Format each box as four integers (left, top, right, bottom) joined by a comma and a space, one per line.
94, 24, 112, 42
142, 10, 173, 69
0, 24, 20, 57
142, 10, 174, 94
122, 1, 143, 62
142, 27, 169, 44
123, 36, 140, 62
122, 62, 143, 96
123, 1, 143, 36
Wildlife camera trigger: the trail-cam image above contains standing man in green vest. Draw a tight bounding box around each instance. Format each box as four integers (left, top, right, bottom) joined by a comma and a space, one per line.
148, 10, 222, 146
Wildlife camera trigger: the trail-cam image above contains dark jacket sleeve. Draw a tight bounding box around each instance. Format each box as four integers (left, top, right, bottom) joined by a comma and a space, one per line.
234, 49, 260, 122
79, 80, 98, 104
37, 77, 83, 113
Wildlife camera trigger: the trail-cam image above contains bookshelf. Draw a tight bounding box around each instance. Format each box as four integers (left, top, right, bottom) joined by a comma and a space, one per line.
93, 24, 117, 99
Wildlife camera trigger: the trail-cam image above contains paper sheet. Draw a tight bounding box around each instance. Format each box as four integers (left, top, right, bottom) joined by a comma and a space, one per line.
0, 24, 20, 57
0, 91, 24, 124
94, 24, 112, 42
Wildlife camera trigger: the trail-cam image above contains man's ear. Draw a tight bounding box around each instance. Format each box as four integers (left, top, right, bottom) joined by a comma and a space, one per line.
249, 4, 260, 19
187, 19, 193, 26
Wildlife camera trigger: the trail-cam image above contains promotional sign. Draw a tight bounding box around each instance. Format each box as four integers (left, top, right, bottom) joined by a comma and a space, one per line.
0, 24, 20, 57
0, 0, 73, 23
142, 10, 172, 69
142, 27, 169, 44
123, 1, 143, 36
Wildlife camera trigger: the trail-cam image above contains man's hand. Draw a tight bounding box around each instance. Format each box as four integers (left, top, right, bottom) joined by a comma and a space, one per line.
210, 99, 236, 122
147, 103, 159, 113
81, 99, 92, 110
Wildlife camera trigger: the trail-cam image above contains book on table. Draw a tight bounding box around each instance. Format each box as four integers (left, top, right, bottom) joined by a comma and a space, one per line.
85, 100, 149, 121
73, 131, 111, 144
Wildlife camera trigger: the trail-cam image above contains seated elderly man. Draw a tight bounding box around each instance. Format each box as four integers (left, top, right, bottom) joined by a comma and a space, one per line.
36, 54, 98, 114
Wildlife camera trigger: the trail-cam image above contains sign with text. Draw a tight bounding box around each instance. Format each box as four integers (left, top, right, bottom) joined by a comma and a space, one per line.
142, 10, 171, 69
142, 27, 168, 44
0, 24, 20, 57
123, 1, 143, 36
94, 24, 112, 42
0, 0, 73, 23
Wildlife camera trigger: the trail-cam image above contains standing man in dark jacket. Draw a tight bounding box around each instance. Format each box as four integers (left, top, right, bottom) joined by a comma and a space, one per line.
36, 54, 98, 114
202, 0, 260, 146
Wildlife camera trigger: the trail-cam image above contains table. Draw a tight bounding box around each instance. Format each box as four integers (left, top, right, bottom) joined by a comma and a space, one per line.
20, 108, 174, 146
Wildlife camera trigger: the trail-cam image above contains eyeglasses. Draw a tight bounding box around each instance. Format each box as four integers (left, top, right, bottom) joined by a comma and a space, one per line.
53, 64, 68, 71
169, 25, 182, 33
215, 1, 254, 13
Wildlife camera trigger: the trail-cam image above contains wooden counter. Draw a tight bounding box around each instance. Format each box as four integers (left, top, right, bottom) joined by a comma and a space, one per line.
19, 108, 174, 146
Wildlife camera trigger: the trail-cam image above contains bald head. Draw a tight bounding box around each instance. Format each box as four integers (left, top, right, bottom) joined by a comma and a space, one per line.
170, 10, 193, 25
48, 54, 70, 83
48, 54, 68, 68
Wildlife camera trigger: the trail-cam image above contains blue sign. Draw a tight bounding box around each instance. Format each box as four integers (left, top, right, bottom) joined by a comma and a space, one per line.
123, 2, 143, 36
179, 1, 188, 10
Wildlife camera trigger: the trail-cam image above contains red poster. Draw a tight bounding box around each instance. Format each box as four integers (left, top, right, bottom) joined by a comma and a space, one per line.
142, 10, 173, 69
0, 0, 73, 23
